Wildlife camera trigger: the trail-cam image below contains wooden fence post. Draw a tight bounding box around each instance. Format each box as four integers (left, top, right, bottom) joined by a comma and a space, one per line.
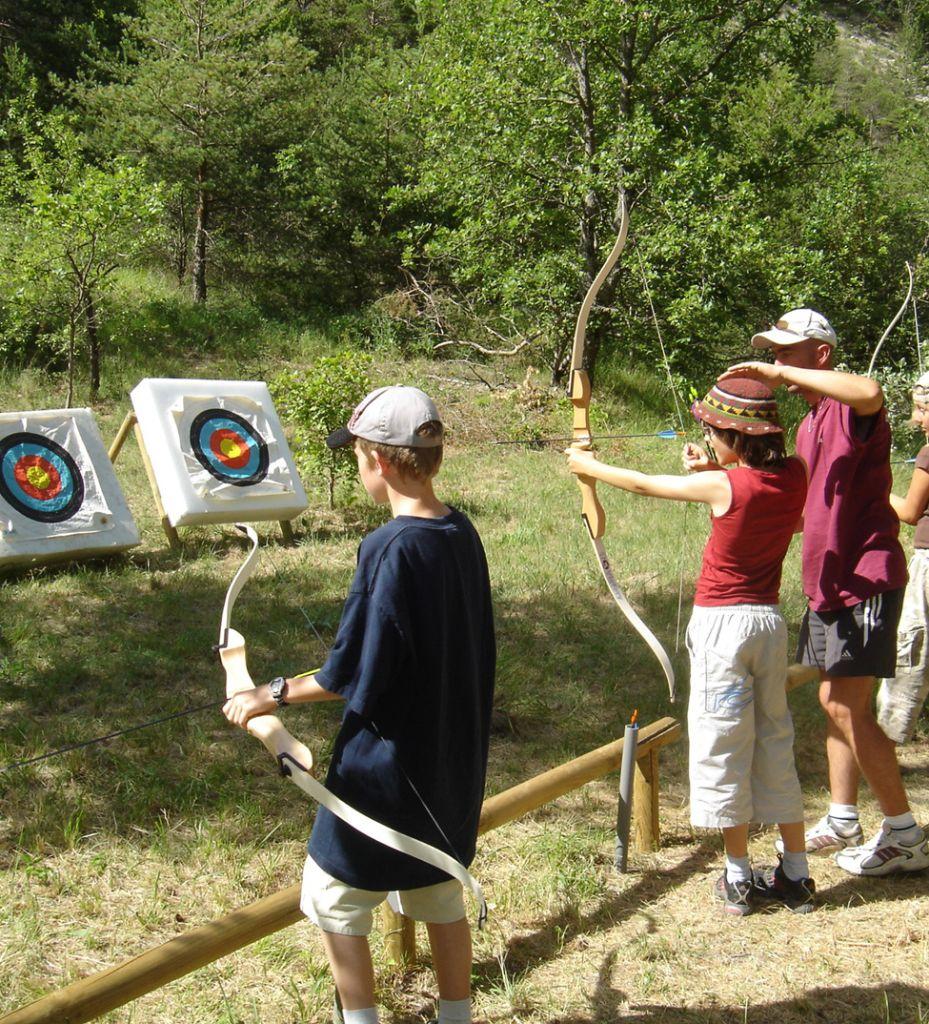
632, 747, 661, 852
380, 904, 416, 970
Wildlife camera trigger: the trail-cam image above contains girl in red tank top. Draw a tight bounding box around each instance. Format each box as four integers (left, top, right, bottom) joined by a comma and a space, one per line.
567, 378, 814, 915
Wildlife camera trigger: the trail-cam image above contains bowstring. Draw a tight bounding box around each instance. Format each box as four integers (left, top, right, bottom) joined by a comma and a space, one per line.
637, 251, 691, 652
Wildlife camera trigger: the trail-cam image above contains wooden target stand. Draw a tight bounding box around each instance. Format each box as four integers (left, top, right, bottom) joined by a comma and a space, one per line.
108, 411, 295, 550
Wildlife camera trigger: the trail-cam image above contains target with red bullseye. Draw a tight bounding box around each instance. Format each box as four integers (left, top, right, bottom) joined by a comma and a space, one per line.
189, 409, 269, 487
0, 431, 84, 522
130, 378, 308, 527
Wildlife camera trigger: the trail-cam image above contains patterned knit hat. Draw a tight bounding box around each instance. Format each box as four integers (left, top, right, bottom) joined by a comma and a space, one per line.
691, 378, 782, 435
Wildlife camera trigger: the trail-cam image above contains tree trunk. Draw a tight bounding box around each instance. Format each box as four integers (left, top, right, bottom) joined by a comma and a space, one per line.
192, 163, 208, 304
173, 192, 190, 286
84, 290, 101, 401
66, 313, 77, 407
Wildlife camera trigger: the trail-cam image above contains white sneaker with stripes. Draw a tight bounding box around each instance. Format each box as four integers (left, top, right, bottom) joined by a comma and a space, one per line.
834, 825, 929, 876
775, 814, 863, 856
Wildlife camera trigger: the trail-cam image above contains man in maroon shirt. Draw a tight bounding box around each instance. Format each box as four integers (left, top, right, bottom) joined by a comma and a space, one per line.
720, 308, 928, 876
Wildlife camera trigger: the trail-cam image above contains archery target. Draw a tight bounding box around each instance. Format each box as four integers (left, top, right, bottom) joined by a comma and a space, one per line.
0, 409, 139, 568
0, 432, 85, 522
130, 378, 308, 527
189, 409, 269, 486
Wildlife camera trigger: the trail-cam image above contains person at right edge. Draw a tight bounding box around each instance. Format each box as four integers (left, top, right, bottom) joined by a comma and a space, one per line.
721, 308, 929, 876
877, 371, 929, 746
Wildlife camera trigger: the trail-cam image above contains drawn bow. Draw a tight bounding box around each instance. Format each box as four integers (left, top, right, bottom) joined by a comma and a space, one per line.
217, 524, 486, 921
568, 191, 676, 702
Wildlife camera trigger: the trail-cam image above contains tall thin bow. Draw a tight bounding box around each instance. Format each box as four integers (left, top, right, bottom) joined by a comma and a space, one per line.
568, 192, 676, 702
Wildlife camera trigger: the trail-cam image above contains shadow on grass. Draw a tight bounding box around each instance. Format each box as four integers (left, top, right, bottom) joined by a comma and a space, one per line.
472, 842, 718, 994
0, 547, 352, 855
551, 981, 929, 1023
818, 868, 929, 908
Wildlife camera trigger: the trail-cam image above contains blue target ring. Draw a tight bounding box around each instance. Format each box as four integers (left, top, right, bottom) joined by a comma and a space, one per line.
0, 431, 84, 523
189, 409, 269, 487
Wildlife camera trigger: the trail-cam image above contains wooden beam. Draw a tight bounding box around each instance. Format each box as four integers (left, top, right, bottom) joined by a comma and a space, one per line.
0, 884, 303, 1024
478, 716, 680, 834
632, 747, 661, 852
107, 411, 137, 463
380, 903, 416, 971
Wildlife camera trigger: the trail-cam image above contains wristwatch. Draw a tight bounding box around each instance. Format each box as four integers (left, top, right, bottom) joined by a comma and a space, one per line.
268, 676, 289, 708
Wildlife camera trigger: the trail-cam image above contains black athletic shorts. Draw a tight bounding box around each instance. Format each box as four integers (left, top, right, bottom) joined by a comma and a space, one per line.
797, 588, 905, 679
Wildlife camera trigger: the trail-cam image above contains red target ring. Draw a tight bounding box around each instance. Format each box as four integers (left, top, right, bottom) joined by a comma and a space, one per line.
209, 428, 252, 469
14, 455, 63, 500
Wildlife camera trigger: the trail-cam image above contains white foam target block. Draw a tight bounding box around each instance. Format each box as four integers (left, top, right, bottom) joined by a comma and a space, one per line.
0, 408, 140, 567
130, 378, 309, 527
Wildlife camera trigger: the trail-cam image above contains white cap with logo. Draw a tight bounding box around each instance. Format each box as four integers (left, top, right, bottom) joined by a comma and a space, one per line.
751, 308, 837, 349
326, 385, 443, 449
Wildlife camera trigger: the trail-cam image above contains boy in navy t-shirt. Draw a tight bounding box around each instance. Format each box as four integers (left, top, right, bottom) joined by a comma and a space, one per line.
224, 385, 495, 1024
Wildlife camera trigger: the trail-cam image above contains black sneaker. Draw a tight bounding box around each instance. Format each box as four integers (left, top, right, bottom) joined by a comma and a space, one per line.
714, 871, 754, 916
753, 858, 815, 914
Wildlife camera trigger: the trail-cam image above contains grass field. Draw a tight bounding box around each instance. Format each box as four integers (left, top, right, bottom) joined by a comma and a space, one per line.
1, 317, 928, 1023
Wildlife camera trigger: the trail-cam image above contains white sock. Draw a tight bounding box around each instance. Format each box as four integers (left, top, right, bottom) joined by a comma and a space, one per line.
781, 850, 810, 881
725, 854, 752, 883
884, 811, 918, 837
438, 997, 472, 1023
343, 1009, 379, 1024
828, 802, 859, 822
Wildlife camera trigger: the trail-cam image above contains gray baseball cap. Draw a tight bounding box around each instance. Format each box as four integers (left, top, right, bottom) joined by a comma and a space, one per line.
326, 385, 443, 449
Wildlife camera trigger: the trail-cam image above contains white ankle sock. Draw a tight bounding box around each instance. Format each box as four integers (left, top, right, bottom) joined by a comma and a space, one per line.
884, 811, 918, 835
725, 854, 752, 883
828, 802, 859, 822
781, 850, 810, 881
343, 1009, 379, 1024
438, 997, 472, 1023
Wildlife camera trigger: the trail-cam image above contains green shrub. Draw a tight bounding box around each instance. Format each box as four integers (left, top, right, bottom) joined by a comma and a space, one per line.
271, 351, 371, 508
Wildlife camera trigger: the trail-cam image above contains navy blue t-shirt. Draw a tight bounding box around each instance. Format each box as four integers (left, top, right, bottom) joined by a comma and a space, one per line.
308, 507, 495, 890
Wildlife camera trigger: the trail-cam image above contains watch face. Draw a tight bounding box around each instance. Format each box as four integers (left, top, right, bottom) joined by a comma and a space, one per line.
269, 676, 287, 703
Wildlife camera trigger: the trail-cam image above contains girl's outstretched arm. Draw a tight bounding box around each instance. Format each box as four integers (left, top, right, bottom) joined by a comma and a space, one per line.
566, 447, 732, 517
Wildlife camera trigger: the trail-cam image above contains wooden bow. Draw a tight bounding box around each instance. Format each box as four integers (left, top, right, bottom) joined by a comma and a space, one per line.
217, 524, 487, 922
568, 192, 676, 702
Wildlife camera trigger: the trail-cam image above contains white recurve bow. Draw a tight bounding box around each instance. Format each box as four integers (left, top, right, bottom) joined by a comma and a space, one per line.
217, 524, 486, 922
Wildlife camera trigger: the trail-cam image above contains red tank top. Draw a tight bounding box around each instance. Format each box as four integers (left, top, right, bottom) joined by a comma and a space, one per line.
694, 457, 807, 607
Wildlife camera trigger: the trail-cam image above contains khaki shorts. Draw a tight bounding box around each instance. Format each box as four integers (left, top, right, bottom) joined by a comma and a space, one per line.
687, 604, 804, 829
300, 856, 466, 936
878, 550, 929, 743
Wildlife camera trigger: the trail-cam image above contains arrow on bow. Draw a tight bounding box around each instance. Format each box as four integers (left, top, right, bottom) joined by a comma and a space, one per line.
568, 191, 676, 702
217, 523, 486, 923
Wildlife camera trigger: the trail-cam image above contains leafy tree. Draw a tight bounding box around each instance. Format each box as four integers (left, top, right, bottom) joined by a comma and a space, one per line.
0, 90, 162, 401
78, 0, 311, 303
0, 0, 136, 105
397, 1, 867, 384
272, 46, 419, 307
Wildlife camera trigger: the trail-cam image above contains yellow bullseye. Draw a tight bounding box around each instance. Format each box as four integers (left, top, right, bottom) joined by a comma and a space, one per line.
220, 438, 243, 459
26, 465, 51, 490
